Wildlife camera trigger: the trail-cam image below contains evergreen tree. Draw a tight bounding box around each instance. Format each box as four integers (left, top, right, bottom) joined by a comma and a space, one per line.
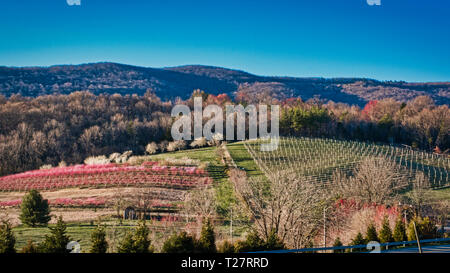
393, 217, 407, 242
162, 231, 195, 253
20, 190, 51, 227
351, 232, 367, 246
332, 237, 344, 253
40, 216, 71, 253
133, 221, 152, 253
90, 225, 108, 253
117, 232, 135, 253
234, 231, 266, 253
379, 216, 393, 244
365, 223, 379, 242
265, 229, 285, 250
197, 218, 216, 253
0, 220, 16, 253
117, 221, 153, 253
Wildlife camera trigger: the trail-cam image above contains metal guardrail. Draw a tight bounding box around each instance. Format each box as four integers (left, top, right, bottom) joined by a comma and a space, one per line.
248, 238, 450, 253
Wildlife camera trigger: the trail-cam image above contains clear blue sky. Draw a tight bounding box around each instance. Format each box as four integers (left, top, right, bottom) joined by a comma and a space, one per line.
0, 0, 449, 82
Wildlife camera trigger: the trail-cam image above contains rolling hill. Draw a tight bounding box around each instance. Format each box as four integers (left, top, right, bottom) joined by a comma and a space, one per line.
0, 62, 449, 106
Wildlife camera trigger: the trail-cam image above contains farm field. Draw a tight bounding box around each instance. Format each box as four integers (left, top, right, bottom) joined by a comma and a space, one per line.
227, 138, 450, 200
0, 145, 250, 252
242, 137, 449, 188
1, 138, 448, 252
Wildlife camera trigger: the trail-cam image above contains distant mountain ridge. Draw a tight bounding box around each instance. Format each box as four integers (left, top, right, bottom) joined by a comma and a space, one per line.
0, 62, 448, 106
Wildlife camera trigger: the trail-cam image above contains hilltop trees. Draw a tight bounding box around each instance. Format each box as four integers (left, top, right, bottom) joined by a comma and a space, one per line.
20, 190, 51, 227
0, 92, 172, 176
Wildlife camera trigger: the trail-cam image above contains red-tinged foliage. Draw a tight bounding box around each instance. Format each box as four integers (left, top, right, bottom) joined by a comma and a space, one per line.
0, 197, 106, 208
281, 97, 303, 107
361, 100, 378, 120
335, 198, 400, 226
0, 162, 212, 192
206, 93, 231, 105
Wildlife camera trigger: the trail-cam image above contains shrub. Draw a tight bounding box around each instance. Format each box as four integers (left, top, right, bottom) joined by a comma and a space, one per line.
21, 240, 39, 253
162, 232, 196, 253
20, 190, 51, 227
190, 137, 207, 148
218, 240, 235, 253
40, 164, 52, 170
0, 220, 16, 253
159, 141, 169, 153
167, 140, 187, 152
90, 225, 108, 253
407, 217, 437, 241
265, 230, 285, 250
145, 142, 159, 155
40, 216, 71, 253
84, 155, 110, 165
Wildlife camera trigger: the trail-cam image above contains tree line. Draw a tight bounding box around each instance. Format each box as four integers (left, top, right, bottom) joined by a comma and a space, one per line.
0, 90, 448, 176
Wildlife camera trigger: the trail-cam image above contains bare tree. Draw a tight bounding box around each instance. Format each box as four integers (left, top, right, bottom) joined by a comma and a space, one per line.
331, 157, 408, 204
232, 169, 326, 249
183, 186, 217, 222
407, 172, 432, 217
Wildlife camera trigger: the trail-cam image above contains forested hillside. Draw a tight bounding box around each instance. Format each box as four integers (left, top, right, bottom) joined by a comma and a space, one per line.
1, 62, 449, 105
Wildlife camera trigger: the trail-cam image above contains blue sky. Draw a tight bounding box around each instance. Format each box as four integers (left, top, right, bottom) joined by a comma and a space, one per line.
0, 0, 449, 82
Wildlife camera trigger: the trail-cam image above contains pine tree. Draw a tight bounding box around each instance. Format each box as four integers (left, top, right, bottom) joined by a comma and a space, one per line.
90, 225, 108, 253
351, 232, 366, 253
351, 232, 366, 246
365, 223, 379, 242
393, 217, 407, 242
197, 218, 216, 253
133, 220, 152, 253
379, 216, 393, 244
117, 221, 153, 253
117, 232, 135, 253
20, 190, 51, 227
0, 220, 16, 253
162, 231, 195, 253
265, 229, 285, 250
332, 237, 344, 253
234, 231, 266, 253
40, 216, 71, 253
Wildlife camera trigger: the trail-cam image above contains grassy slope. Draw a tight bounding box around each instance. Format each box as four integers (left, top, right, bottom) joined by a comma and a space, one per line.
226, 142, 265, 179
146, 146, 235, 216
